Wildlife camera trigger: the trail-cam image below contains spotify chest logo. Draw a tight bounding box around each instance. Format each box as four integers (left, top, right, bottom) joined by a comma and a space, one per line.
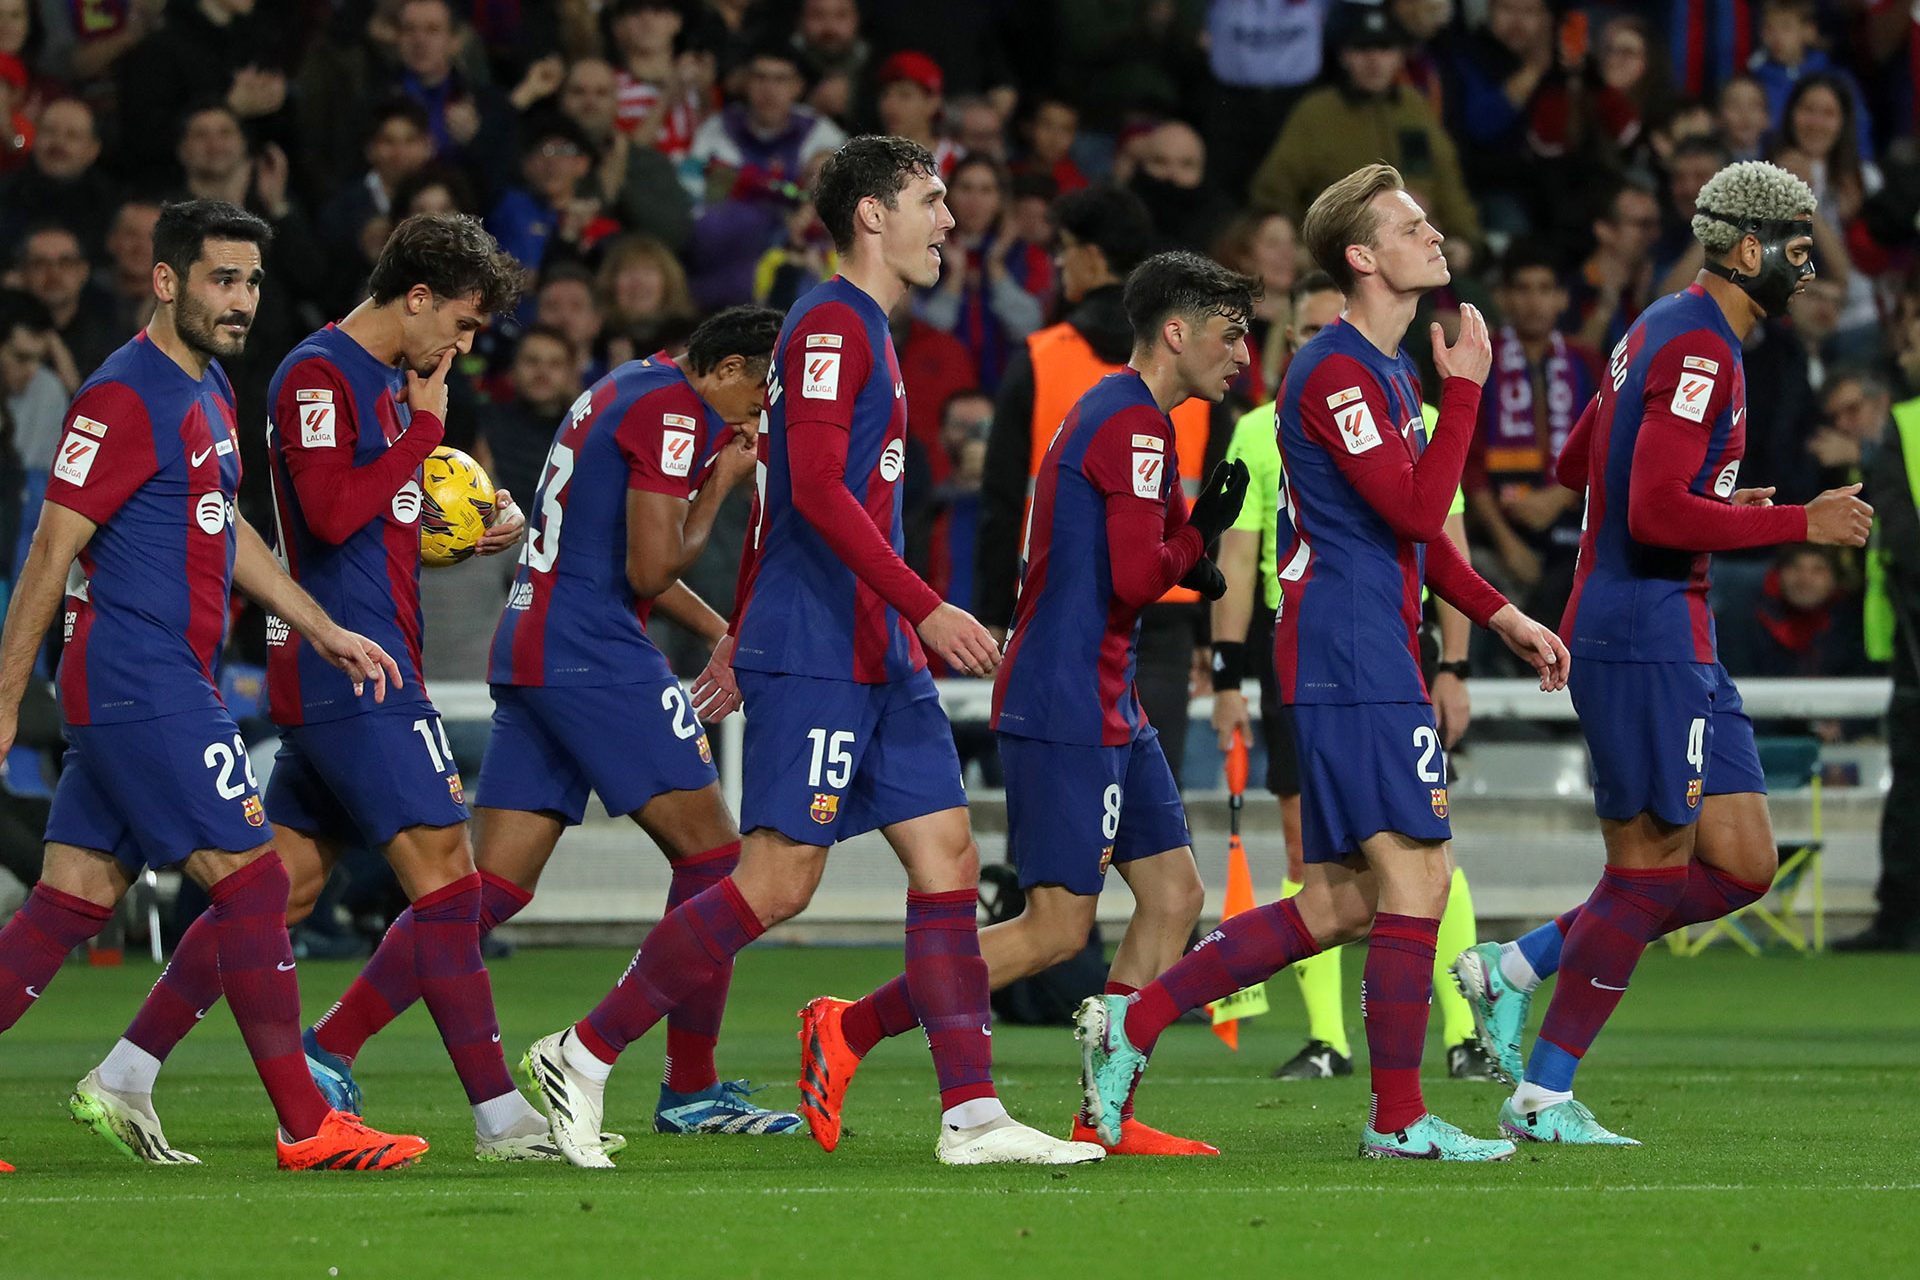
196, 492, 231, 535
393, 479, 423, 524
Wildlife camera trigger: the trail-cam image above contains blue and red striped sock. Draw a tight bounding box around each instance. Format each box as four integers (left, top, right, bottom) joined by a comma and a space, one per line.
902, 889, 996, 1114
841, 973, 916, 1058
578, 876, 765, 1064
1364, 913, 1438, 1134
1518, 862, 1769, 987
314, 869, 531, 1064
124, 909, 224, 1063
208, 854, 330, 1140
663, 841, 741, 1093
1124, 897, 1319, 1055
1529, 864, 1689, 1093
0, 883, 112, 1033
411, 873, 516, 1105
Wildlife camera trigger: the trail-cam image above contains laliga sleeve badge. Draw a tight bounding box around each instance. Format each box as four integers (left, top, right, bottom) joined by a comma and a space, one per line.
448, 773, 465, 805
810, 792, 840, 825
1429, 788, 1449, 818
242, 795, 266, 827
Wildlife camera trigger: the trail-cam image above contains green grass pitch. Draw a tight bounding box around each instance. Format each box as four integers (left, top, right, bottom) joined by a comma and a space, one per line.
2, 945, 1916, 1279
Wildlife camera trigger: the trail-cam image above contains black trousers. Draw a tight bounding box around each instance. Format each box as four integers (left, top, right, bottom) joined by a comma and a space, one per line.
1134, 603, 1201, 790
1877, 666, 1920, 934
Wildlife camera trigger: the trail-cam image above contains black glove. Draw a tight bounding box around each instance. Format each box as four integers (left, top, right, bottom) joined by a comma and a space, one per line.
1185, 458, 1250, 548
1180, 556, 1227, 600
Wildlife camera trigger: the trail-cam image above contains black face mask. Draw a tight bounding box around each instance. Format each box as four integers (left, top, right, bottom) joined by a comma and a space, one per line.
1698, 209, 1815, 317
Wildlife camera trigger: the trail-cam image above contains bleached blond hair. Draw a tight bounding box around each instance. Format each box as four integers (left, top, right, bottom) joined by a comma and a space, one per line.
1691, 161, 1817, 255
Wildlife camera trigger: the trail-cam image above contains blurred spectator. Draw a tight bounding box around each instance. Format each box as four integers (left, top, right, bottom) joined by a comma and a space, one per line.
688, 43, 844, 208
1589, 13, 1676, 170
391, 159, 480, 219
598, 233, 699, 364
926, 387, 992, 606
1210, 209, 1298, 404
0, 287, 61, 575
379, 0, 520, 200
1465, 239, 1597, 628
1565, 176, 1660, 351
890, 292, 979, 488
919, 153, 1047, 394
27, 0, 164, 91
17, 224, 107, 385
1254, 10, 1481, 268
1791, 274, 1846, 394
793, 0, 867, 124
1771, 72, 1877, 348
559, 55, 694, 253
1650, 132, 1730, 291
1130, 120, 1236, 256
859, 0, 1016, 106
486, 113, 618, 274
1053, 0, 1198, 141
0, 51, 29, 176
113, 0, 295, 192
751, 174, 837, 312
1727, 544, 1868, 681
874, 50, 957, 176
0, 97, 117, 260
606, 0, 713, 167
953, 95, 1007, 162
1011, 95, 1086, 196
1718, 72, 1771, 162
533, 263, 606, 384
98, 197, 159, 339
1806, 366, 1893, 494
318, 98, 435, 303
1748, 0, 1873, 160
1201, 0, 1332, 198
475, 324, 582, 516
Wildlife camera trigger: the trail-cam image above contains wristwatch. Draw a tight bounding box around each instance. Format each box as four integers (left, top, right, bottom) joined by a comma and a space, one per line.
1435, 660, 1471, 680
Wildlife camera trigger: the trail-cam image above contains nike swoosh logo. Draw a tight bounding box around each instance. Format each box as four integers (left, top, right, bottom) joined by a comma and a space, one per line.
190, 447, 213, 466
1732, 408, 1746, 427
1589, 977, 1628, 991
24, 985, 39, 999
491, 1033, 502, 1043
277, 961, 297, 971
194, 1008, 208, 1019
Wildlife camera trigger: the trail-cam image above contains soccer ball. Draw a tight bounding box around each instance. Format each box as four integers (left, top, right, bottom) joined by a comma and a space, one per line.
419, 446, 496, 567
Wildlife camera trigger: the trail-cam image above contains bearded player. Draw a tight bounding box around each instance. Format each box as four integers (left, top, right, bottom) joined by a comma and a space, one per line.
1078, 164, 1569, 1161
1451, 161, 1872, 1145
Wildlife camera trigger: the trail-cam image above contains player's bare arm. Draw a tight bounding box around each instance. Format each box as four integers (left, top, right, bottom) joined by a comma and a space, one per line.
626, 425, 757, 597
1432, 510, 1474, 747
0, 501, 96, 756
1209, 525, 1259, 750
653, 580, 743, 722
231, 517, 401, 702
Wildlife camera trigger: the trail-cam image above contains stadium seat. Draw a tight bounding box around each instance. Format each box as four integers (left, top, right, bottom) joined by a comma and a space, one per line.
1670, 736, 1824, 956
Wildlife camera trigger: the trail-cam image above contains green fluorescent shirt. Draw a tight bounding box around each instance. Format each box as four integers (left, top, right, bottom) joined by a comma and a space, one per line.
1226, 400, 1461, 615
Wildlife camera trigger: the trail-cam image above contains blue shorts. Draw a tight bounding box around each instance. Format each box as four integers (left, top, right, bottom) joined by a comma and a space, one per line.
738, 667, 966, 844
476, 680, 718, 825
265, 702, 470, 848
45, 706, 270, 873
998, 726, 1190, 896
1570, 659, 1766, 827
1288, 702, 1452, 862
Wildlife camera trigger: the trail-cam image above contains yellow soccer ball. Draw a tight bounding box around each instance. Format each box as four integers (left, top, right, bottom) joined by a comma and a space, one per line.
419, 445, 496, 567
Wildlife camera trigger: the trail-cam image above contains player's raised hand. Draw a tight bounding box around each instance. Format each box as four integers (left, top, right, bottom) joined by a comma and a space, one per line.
1487, 603, 1571, 692
691, 634, 742, 721
476, 488, 526, 555
310, 625, 404, 702
1431, 302, 1492, 385
1731, 486, 1777, 507
1186, 459, 1250, 547
400, 348, 454, 426
1805, 483, 1873, 547
1179, 556, 1228, 600
919, 602, 1000, 678
710, 428, 759, 491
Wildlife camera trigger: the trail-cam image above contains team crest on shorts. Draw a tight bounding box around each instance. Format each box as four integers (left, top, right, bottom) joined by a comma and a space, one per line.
1686, 777, 1702, 808
1098, 845, 1114, 874
448, 773, 465, 805
242, 795, 265, 827
810, 792, 839, 824
1429, 788, 1449, 818
696, 733, 712, 764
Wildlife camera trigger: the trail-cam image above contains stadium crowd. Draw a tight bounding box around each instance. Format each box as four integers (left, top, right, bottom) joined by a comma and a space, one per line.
1, 0, 1918, 948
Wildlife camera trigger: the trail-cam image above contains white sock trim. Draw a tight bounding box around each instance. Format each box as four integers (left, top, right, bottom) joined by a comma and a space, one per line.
1498, 941, 1543, 993
1511, 1081, 1573, 1112
941, 1097, 1008, 1129
473, 1090, 545, 1140
97, 1039, 163, 1096
562, 1029, 615, 1085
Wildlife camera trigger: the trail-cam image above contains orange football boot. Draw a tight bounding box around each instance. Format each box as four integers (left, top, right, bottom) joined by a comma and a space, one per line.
1071, 1115, 1220, 1156
277, 1110, 428, 1171
1, 1155, 14, 1172
796, 996, 864, 1152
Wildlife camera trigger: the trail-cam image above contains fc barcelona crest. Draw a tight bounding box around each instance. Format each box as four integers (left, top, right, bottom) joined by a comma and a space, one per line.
1686, 777, 1702, 808
448, 773, 465, 805
696, 734, 712, 764
1098, 845, 1115, 875
242, 795, 265, 827
810, 792, 839, 825
1429, 788, 1449, 818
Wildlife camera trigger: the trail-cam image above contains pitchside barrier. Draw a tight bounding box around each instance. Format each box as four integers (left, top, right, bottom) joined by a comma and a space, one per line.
404, 677, 1894, 940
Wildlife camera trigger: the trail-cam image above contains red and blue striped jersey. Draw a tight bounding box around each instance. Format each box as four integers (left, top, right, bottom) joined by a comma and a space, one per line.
264, 324, 430, 724
991, 370, 1187, 746
1274, 320, 1445, 705
489, 353, 727, 686
732, 277, 928, 684
1562, 286, 1748, 664
47, 334, 241, 726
